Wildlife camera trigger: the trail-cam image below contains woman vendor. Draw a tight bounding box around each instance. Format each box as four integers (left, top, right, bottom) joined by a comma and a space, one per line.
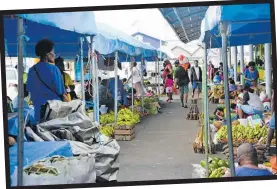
237, 83, 264, 119
244, 61, 259, 88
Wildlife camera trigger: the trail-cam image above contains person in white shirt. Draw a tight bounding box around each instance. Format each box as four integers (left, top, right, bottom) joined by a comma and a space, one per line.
127, 61, 142, 97
190, 60, 202, 99
237, 83, 264, 119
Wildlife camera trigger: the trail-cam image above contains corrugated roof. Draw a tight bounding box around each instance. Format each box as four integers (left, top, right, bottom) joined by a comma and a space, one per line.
159, 6, 208, 44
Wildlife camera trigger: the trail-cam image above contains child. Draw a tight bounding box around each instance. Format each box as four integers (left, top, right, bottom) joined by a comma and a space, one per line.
213, 72, 222, 85
229, 79, 237, 92
165, 74, 174, 103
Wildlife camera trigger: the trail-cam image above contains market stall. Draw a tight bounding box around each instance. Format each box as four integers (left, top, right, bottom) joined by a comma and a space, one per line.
198, 3, 272, 177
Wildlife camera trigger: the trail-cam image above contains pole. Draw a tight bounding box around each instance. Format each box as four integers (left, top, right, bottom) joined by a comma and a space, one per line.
202, 42, 209, 177
17, 17, 24, 186
90, 36, 98, 122
265, 43, 272, 97
219, 21, 236, 177
131, 58, 134, 115
114, 51, 118, 126
228, 48, 231, 68
249, 45, 254, 62
239, 46, 244, 85
155, 57, 158, 95
80, 37, 85, 105
140, 56, 144, 114
231, 46, 237, 82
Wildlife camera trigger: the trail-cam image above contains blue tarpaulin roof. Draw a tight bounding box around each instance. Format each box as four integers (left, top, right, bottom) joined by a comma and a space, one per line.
199, 4, 271, 49
159, 6, 209, 44
18, 12, 97, 36
88, 22, 158, 59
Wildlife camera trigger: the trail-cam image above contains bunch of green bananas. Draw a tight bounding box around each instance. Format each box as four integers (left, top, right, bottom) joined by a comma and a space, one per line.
100, 126, 115, 137
134, 99, 141, 106
117, 108, 140, 126
217, 124, 268, 144
100, 111, 115, 125
208, 167, 226, 178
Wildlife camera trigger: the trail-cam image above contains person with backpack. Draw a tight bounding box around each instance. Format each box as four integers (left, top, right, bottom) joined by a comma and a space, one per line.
174, 60, 190, 108
26, 39, 69, 123
190, 60, 202, 99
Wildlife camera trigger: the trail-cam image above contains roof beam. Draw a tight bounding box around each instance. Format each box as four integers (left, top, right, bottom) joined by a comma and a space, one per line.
171, 11, 206, 26
173, 8, 190, 42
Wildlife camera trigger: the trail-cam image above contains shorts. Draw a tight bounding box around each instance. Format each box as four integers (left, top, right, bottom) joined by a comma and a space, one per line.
237, 104, 263, 118
166, 87, 173, 93
179, 85, 189, 94
192, 81, 202, 90
270, 112, 275, 130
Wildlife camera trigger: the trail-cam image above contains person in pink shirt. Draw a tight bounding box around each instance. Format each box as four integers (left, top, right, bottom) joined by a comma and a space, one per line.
165, 74, 174, 103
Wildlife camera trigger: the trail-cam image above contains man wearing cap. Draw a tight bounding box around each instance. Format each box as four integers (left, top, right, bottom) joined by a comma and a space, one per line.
174, 60, 190, 108
224, 143, 273, 177
237, 83, 264, 119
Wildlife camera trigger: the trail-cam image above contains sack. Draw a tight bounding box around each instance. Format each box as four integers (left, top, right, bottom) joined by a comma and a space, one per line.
11, 155, 96, 186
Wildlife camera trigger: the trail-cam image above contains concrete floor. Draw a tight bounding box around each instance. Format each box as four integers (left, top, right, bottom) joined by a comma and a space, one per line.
117, 95, 215, 182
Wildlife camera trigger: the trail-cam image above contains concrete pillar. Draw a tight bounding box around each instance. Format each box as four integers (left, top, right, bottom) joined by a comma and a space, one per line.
239, 46, 244, 84
265, 43, 272, 97
231, 46, 237, 82
249, 45, 254, 62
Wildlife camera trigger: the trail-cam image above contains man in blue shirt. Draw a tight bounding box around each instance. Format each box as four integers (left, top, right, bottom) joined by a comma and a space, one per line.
27, 39, 68, 123
244, 61, 259, 87
224, 143, 273, 177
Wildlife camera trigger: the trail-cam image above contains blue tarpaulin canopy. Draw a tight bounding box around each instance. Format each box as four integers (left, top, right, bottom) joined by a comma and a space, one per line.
199, 4, 271, 48
88, 22, 158, 61
4, 12, 98, 58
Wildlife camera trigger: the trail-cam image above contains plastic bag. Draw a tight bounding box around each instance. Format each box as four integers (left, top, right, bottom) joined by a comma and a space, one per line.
11, 155, 96, 186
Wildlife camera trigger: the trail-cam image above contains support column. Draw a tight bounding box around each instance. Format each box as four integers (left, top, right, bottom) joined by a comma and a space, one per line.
202, 42, 209, 178
17, 17, 25, 187
239, 46, 244, 84
249, 44, 254, 62
231, 46, 237, 82
265, 43, 272, 97
114, 51, 119, 126
80, 37, 85, 105
90, 36, 98, 122
219, 21, 236, 177
228, 48, 231, 67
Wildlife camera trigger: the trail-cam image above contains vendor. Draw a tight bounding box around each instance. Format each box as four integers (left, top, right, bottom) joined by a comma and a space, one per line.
244, 61, 259, 88
213, 72, 222, 85
99, 79, 114, 111
229, 79, 237, 92
55, 57, 78, 100
127, 61, 143, 97
237, 83, 264, 119
266, 89, 275, 148
26, 39, 69, 123
224, 143, 273, 177
214, 107, 224, 121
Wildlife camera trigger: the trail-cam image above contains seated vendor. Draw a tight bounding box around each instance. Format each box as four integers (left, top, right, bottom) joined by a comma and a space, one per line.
214, 107, 224, 121
213, 72, 222, 85
109, 76, 128, 106
237, 83, 264, 119
229, 79, 237, 92
224, 143, 273, 177
99, 79, 114, 111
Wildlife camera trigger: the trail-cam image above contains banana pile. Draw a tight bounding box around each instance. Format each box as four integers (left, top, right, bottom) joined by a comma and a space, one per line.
200, 157, 230, 178
100, 111, 115, 125
117, 108, 140, 126
100, 125, 115, 137
217, 124, 268, 144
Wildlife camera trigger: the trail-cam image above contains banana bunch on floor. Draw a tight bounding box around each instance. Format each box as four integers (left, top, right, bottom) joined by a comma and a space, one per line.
117, 108, 140, 126
100, 111, 115, 125
217, 124, 268, 144
100, 125, 115, 137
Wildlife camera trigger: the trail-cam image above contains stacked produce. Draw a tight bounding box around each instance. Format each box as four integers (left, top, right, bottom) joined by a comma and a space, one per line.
200, 157, 230, 178
100, 125, 115, 138
117, 108, 140, 126
209, 85, 224, 103
100, 111, 115, 125
216, 124, 268, 144
193, 123, 204, 153
221, 143, 267, 163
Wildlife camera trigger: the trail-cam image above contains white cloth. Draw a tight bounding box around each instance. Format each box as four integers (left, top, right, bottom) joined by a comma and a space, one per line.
194, 67, 200, 80
248, 92, 264, 111
132, 67, 141, 84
